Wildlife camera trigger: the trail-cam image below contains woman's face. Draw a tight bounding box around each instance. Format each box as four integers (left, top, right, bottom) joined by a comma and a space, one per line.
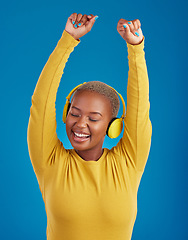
66, 90, 112, 158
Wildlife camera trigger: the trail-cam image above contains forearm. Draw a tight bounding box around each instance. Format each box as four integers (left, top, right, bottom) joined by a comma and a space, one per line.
125, 39, 152, 171
126, 40, 150, 122
27, 30, 80, 174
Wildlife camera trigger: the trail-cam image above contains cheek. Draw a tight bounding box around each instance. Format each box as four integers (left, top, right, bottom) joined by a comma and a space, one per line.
91, 122, 109, 136
65, 116, 74, 132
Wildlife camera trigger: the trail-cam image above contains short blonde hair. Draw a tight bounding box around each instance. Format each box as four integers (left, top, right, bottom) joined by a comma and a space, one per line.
73, 81, 120, 118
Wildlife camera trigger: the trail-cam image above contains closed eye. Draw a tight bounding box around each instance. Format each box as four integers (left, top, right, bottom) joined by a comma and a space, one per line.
89, 118, 99, 122
70, 113, 80, 117
71, 114, 98, 122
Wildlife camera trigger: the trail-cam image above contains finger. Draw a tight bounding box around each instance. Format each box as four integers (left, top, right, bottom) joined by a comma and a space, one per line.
132, 19, 141, 31
70, 13, 77, 26
122, 23, 131, 35
128, 20, 141, 37
137, 27, 143, 38
117, 19, 125, 30
117, 19, 130, 30
77, 14, 88, 27
127, 21, 135, 34
132, 20, 139, 37
132, 20, 138, 31
117, 18, 126, 25
85, 15, 98, 32
88, 14, 94, 18
117, 19, 130, 34
136, 19, 141, 29
73, 13, 83, 28
76, 13, 83, 23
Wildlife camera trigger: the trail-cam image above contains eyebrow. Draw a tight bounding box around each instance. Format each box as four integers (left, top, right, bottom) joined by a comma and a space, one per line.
71, 106, 103, 116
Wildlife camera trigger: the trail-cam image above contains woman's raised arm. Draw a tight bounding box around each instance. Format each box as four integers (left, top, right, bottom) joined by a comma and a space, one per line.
27, 13, 98, 185
114, 19, 152, 172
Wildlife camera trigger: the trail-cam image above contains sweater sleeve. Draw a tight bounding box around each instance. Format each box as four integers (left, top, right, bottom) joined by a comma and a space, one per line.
113, 39, 152, 172
27, 31, 80, 184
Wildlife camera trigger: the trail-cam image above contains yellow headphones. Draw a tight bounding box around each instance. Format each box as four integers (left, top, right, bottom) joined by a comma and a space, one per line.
63, 83, 126, 139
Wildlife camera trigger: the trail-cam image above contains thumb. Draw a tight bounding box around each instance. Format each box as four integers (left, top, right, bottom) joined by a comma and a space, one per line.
85, 15, 98, 31
122, 23, 131, 34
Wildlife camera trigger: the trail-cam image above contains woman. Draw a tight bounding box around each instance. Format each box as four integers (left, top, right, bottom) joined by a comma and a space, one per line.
27, 13, 152, 240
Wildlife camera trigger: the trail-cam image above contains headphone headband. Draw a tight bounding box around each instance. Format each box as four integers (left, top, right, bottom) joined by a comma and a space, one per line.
108, 86, 126, 120
65, 82, 86, 101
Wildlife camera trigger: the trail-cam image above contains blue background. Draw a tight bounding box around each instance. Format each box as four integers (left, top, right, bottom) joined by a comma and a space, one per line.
1, 0, 188, 239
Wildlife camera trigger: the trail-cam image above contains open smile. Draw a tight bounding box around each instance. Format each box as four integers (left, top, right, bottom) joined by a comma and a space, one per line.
72, 131, 91, 143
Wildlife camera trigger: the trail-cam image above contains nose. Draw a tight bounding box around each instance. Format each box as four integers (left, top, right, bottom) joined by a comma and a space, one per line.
76, 116, 88, 128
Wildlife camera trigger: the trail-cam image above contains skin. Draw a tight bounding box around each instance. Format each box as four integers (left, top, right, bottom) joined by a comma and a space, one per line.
66, 91, 112, 161
64, 13, 144, 161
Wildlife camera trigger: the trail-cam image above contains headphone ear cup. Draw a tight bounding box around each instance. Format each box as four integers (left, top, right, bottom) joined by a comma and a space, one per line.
62, 101, 71, 123
107, 118, 123, 139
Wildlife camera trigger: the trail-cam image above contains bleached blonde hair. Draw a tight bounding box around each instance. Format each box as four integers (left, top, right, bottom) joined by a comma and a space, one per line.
73, 81, 120, 118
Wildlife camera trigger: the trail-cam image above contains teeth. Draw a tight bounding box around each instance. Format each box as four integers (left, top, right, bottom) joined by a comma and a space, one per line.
74, 132, 90, 138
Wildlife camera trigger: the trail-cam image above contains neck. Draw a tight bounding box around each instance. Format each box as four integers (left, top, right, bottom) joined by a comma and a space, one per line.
75, 148, 104, 161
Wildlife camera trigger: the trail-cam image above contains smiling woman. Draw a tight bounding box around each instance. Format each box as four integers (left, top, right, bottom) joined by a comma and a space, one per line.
27, 12, 152, 240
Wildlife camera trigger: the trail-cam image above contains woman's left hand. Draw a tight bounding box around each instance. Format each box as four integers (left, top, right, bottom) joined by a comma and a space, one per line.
117, 19, 144, 45
65, 13, 97, 40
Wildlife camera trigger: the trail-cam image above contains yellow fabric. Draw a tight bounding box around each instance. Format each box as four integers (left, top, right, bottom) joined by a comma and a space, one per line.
27, 30, 152, 240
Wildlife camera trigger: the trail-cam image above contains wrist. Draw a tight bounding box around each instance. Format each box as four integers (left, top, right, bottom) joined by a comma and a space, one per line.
128, 37, 144, 46
127, 37, 145, 54
64, 30, 80, 41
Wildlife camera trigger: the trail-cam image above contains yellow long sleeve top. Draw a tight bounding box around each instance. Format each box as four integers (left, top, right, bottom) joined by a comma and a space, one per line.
27, 30, 152, 240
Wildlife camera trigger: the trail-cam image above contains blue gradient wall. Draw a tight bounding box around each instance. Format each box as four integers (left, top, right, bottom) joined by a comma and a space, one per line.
1, 0, 187, 239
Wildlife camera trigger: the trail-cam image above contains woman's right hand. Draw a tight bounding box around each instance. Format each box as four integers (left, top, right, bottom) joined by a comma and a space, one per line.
65, 13, 98, 40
